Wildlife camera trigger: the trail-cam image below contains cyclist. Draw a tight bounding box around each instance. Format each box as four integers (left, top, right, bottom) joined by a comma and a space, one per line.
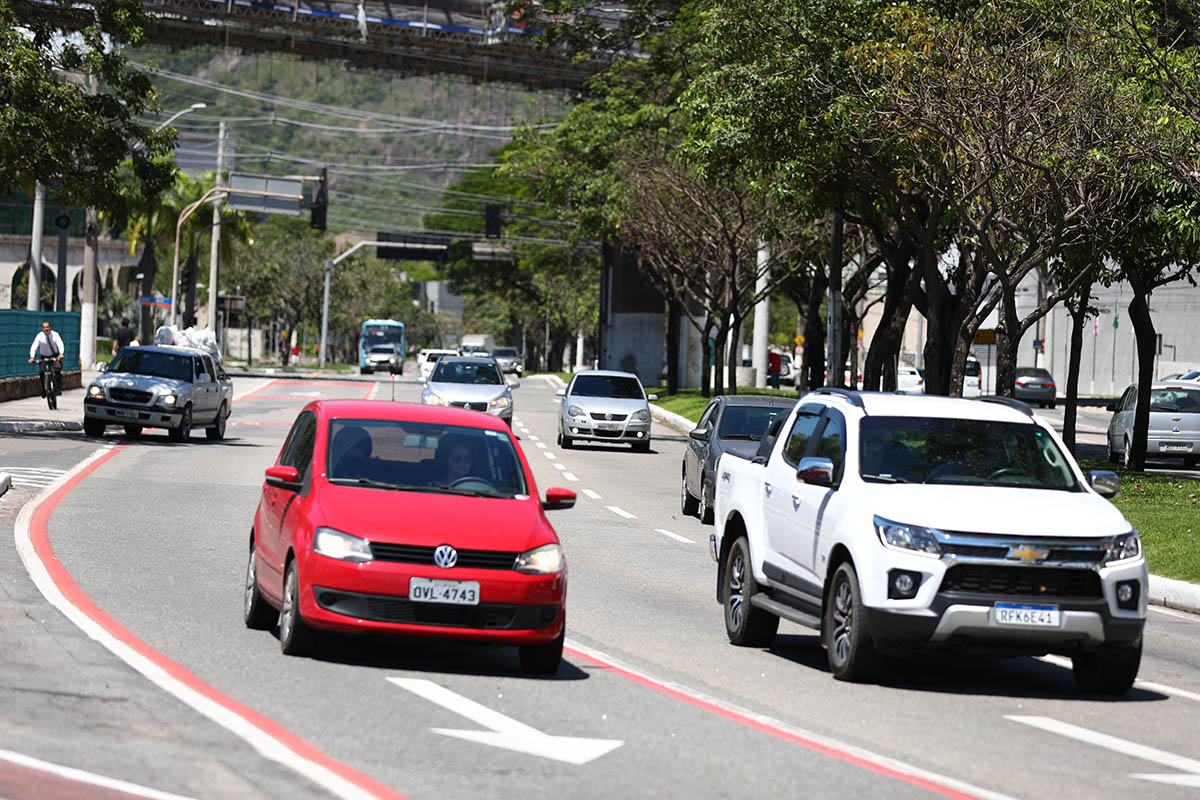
28, 320, 64, 406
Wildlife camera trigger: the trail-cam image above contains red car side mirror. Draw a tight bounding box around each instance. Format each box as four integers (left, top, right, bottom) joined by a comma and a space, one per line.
542, 487, 576, 511
265, 465, 301, 490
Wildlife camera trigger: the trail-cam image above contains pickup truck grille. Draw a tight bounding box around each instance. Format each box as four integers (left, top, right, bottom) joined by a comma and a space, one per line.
937, 532, 1109, 565
109, 388, 152, 404
939, 565, 1102, 598
369, 543, 518, 569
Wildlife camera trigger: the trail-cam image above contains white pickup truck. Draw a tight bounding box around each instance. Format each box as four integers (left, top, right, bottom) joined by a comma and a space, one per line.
710, 388, 1147, 694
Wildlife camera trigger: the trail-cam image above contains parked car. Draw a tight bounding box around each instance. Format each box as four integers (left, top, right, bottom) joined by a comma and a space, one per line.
779, 354, 795, 386
417, 349, 460, 382
421, 356, 517, 425
1106, 382, 1200, 468
682, 395, 795, 524
361, 343, 401, 375
491, 347, 524, 377
556, 370, 656, 451
84, 345, 232, 441
1013, 367, 1056, 407
244, 400, 575, 673
712, 388, 1145, 693
895, 365, 925, 394
963, 356, 982, 397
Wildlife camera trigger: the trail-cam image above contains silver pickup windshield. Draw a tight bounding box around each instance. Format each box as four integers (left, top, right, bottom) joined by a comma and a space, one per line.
107, 350, 193, 382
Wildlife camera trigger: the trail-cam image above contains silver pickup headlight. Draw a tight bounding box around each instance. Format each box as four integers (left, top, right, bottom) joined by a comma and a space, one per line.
874, 515, 942, 557
161, 393, 177, 406
87, 385, 104, 399
1104, 531, 1141, 564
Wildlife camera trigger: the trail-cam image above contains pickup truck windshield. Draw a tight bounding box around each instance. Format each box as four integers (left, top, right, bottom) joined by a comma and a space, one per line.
107, 350, 193, 382
571, 375, 644, 399
859, 417, 1079, 490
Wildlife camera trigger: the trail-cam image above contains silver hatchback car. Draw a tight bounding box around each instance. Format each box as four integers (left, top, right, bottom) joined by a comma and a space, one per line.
556, 370, 656, 451
1107, 382, 1200, 468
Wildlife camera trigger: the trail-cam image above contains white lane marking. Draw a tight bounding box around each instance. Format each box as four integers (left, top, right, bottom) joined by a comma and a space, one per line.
654, 529, 694, 544
543, 452, 557, 460
535, 442, 547, 449
387, 678, 622, 765
14, 449, 391, 800
366, 381, 381, 401
1150, 605, 1199, 622
607, 505, 636, 519
553, 463, 567, 471
1039, 655, 1200, 703
1007, 715, 1200, 786
566, 639, 1018, 800
527, 435, 539, 441
582, 489, 602, 500
0, 748, 196, 800
2, 467, 68, 488
562, 473, 579, 482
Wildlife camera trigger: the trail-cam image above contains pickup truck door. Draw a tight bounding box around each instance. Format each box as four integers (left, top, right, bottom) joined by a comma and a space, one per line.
789, 410, 847, 576
191, 356, 215, 422
764, 406, 823, 571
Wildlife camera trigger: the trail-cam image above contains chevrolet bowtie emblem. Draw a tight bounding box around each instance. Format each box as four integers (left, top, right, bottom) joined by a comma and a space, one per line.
1008, 546, 1049, 563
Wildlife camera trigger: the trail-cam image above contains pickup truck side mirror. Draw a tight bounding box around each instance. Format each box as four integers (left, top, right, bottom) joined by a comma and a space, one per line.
418, 376, 427, 384
688, 428, 710, 442
1089, 469, 1120, 498
555, 388, 566, 397
796, 456, 835, 487
1105, 403, 1117, 412
647, 394, 658, 402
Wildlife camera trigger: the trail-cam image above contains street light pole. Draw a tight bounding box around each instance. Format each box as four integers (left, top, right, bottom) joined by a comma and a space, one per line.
207, 120, 225, 328
154, 103, 207, 133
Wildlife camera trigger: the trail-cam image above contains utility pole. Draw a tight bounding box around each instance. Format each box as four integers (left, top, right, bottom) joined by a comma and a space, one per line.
826, 197, 845, 387
80, 76, 100, 368
752, 242, 770, 388
207, 120, 225, 329
28, 183, 44, 311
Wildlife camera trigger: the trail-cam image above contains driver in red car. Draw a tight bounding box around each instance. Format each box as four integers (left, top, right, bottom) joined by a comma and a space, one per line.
436, 434, 475, 484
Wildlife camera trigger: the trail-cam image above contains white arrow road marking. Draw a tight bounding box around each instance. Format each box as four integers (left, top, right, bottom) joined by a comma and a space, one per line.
387, 678, 623, 765
1007, 715, 1200, 786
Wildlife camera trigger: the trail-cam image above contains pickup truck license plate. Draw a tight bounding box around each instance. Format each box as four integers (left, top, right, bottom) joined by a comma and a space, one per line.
409, 577, 480, 605
113, 408, 138, 419
994, 603, 1059, 627
1161, 443, 1191, 453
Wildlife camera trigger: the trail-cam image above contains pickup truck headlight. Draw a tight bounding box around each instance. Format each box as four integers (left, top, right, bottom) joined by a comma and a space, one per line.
632, 408, 651, 422
1104, 531, 1141, 564
567, 404, 585, 418
314, 527, 373, 562
490, 395, 511, 410
424, 391, 448, 406
87, 385, 104, 399
161, 394, 177, 406
514, 543, 563, 574
874, 515, 942, 557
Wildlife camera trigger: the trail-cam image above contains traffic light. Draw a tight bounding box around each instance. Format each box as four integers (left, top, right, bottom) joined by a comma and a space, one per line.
310, 167, 328, 231
484, 204, 501, 239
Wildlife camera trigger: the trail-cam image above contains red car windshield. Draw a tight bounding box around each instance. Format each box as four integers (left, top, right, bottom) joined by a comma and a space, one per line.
326, 420, 528, 498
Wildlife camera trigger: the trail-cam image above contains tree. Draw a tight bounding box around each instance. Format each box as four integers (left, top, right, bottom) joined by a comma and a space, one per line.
1, 0, 174, 207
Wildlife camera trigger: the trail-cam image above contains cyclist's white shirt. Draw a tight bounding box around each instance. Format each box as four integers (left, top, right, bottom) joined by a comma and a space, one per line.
30, 331, 64, 359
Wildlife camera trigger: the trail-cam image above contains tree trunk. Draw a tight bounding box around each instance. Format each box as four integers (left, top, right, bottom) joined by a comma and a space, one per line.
826, 203, 844, 388
1127, 281, 1159, 471
700, 317, 714, 398
713, 321, 727, 397
666, 299, 680, 395
138, 246, 157, 345
802, 273, 826, 390
727, 313, 743, 394
995, 286, 1020, 399
1062, 284, 1089, 454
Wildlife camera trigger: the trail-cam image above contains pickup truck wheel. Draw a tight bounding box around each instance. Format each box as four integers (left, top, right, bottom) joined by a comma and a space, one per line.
168, 407, 192, 443
206, 403, 228, 440
123, 425, 142, 437
826, 562, 881, 682
1072, 642, 1141, 695
83, 418, 105, 438
680, 470, 699, 516
724, 537, 779, 647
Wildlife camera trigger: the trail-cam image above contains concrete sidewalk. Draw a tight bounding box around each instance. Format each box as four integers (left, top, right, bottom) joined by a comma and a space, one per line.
0, 370, 97, 433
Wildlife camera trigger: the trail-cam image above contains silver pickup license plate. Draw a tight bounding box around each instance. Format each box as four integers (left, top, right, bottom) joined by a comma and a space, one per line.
409, 577, 480, 606
994, 602, 1060, 627
113, 408, 139, 419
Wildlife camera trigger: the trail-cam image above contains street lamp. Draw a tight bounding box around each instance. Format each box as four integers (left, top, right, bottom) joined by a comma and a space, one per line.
154, 103, 207, 132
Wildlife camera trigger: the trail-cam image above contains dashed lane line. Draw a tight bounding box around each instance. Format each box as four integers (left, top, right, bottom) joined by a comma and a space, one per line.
527, 435, 539, 441
543, 452, 557, 460
582, 489, 602, 500
607, 506, 636, 519
562, 473, 579, 482
535, 442, 547, 449
654, 529, 694, 544
553, 463, 567, 471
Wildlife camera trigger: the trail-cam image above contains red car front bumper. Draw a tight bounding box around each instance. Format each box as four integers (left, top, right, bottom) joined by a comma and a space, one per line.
297, 550, 566, 644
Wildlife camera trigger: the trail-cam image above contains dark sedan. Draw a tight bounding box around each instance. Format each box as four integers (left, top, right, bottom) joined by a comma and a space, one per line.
1013, 367, 1057, 408
682, 395, 795, 523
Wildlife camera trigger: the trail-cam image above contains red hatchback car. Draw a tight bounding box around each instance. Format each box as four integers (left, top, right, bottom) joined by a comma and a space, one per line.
243, 400, 575, 674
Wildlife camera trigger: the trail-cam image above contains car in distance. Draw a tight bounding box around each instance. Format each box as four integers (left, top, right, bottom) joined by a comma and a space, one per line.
84, 345, 232, 441
1013, 367, 1056, 407
491, 347, 524, 377
421, 356, 517, 425
244, 400, 575, 673
361, 343, 402, 375
683, 395, 795, 524
1106, 382, 1200, 468
556, 370, 656, 452
417, 348, 460, 382
713, 389, 1146, 693
896, 365, 925, 394
962, 356, 983, 397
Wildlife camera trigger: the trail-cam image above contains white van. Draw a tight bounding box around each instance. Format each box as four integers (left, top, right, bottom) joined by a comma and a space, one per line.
963, 356, 982, 397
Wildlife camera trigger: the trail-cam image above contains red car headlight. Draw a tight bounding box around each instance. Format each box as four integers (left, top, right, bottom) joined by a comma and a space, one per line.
314, 527, 374, 563
514, 544, 563, 574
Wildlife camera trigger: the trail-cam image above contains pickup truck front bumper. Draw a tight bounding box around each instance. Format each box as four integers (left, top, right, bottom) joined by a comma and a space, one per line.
84, 400, 185, 429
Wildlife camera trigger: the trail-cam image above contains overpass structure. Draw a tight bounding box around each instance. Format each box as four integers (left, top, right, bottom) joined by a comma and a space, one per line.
25, 0, 608, 89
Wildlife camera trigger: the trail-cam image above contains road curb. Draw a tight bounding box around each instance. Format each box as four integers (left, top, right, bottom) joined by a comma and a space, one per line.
0, 420, 84, 433
1149, 574, 1200, 615
649, 404, 696, 435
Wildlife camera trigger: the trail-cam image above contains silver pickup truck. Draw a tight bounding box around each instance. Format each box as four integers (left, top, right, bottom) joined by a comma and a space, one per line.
84, 345, 233, 441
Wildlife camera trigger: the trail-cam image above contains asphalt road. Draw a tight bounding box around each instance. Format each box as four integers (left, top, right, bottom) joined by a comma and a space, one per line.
9, 376, 1200, 799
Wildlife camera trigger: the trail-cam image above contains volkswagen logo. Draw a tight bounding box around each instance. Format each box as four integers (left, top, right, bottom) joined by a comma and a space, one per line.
433, 545, 458, 568
605, 413, 613, 421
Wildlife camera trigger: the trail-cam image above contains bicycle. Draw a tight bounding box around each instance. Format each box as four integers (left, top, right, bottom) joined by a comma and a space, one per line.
36, 356, 61, 410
